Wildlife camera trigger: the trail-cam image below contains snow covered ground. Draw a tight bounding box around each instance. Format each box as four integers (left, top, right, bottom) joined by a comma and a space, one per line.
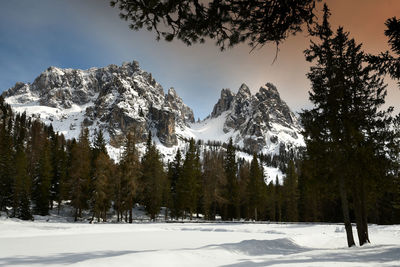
1, 218, 399, 267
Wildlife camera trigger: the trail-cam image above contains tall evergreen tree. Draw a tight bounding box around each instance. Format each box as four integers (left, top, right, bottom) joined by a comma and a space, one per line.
224, 138, 240, 220
301, 5, 395, 246
13, 147, 32, 220
120, 133, 141, 223
168, 149, 183, 219
246, 154, 264, 221
177, 138, 201, 219
0, 107, 14, 212
92, 129, 107, 158
51, 134, 68, 213
92, 152, 114, 222
34, 139, 53, 215
275, 176, 283, 222
283, 160, 299, 222
140, 133, 166, 220
202, 149, 226, 220
69, 128, 91, 221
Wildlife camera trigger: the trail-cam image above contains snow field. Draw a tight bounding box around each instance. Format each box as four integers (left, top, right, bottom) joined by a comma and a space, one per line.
1, 218, 399, 267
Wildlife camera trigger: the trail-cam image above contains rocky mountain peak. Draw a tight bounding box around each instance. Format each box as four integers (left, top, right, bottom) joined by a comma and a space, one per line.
237, 83, 251, 98
3, 61, 304, 160
3, 61, 194, 148
211, 88, 234, 118
208, 82, 303, 153
257, 83, 281, 100
164, 87, 195, 125
167, 87, 178, 98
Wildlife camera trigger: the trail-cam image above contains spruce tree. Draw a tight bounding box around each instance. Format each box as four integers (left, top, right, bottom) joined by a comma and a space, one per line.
247, 154, 264, 221
69, 128, 91, 221
202, 149, 226, 220
224, 138, 240, 220
34, 139, 53, 215
0, 112, 14, 212
92, 129, 107, 158
13, 147, 32, 220
301, 4, 395, 246
275, 176, 282, 222
120, 133, 141, 223
168, 149, 182, 219
177, 138, 201, 219
238, 160, 250, 220
92, 152, 113, 222
283, 160, 299, 222
140, 133, 166, 220
51, 134, 68, 214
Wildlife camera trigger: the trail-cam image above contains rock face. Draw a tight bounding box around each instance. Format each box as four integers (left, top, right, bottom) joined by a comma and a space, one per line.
3, 61, 304, 158
209, 83, 303, 153
3, 61, 194, 147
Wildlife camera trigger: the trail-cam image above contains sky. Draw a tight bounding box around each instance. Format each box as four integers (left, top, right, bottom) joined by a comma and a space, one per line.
0, 0, 399, 119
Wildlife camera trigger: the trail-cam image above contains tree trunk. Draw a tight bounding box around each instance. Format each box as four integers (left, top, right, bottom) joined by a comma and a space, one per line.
254, 207, 258, 221
354, 180, 370, 246
129, 207, 133, 223
57, 200, 61, 215
74, 208, 78, 222
90, 210, 95, 223
339, 176, 355, 247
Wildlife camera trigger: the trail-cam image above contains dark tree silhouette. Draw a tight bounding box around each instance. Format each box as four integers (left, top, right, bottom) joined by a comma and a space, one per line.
110, 0, 319, 50
301, 5, 396, 247
368, 17, 400, 86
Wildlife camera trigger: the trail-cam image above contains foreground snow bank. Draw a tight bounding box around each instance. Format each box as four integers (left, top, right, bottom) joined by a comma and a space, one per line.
0, 218, 399, 266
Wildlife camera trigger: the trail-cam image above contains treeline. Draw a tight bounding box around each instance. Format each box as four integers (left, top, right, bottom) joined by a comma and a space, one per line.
1, 94, 400, 225
0, 94, 287, 222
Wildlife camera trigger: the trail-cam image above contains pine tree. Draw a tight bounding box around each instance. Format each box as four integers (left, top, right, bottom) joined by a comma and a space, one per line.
89, 129, 108, 219
119, 133, 141, 223
51, 134, 68, 214
92, 152, 113, 222
69, 128, 91, 221
168, 149, 182, 219
92, 129, 107, 158
13, 147, 32, 220
238, 160, 250, 220
224, 138, 240, 220
246, 154, 264, 221
267, 181, 276, 221
275, 176, 283, 222
283, 160, 299, 222
140, 133, 166, 220
301, 4, 395, 246
34, 139, 53, 215
202, 149, 226, 220
0, 109, 14, 212
177, 138, 201, 219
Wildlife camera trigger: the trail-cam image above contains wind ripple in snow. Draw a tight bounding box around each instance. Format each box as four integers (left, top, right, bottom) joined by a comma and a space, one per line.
211, 238, 308, 256
175, 227, 285, 235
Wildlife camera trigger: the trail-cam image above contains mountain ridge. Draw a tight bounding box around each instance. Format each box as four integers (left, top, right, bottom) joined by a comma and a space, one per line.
2, 60, 304, 162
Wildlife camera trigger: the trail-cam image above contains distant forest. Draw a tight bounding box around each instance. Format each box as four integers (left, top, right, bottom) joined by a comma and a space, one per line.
0, 95, 399, 225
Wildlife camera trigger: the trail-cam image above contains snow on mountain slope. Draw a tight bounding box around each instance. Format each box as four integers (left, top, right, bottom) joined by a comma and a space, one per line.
194, 83, 305, 155
3, 61, 303, 183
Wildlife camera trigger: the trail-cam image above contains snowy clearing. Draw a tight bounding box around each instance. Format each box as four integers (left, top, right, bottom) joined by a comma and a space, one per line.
0, 219, 399, 267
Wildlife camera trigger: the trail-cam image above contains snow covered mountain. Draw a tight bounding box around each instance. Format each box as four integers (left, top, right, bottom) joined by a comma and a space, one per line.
3, 61, 194, 149
2, 61, 304, 167
183, 83, 304, 155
